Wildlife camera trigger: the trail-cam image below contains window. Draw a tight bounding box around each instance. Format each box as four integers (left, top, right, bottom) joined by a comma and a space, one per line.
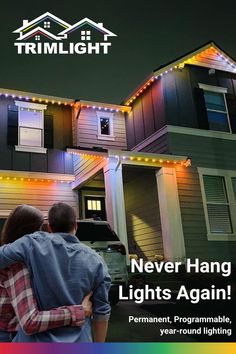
198, 168, 236, 241
87, 199, 102, 211
199, 84, 231, 133
203, 175, 232, 234
96, 111, 115, 140
44, 21, 51, 29
35, 35, 40, 41
15, 101, 47, 153
81, 30, 91, 41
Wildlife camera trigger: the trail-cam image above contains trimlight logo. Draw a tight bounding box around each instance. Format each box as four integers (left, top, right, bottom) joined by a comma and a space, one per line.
13, 12, 117, 54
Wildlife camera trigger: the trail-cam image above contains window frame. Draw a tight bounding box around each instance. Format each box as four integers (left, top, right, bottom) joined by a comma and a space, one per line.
96, 111, 115, 141
15, 100, 47, 154
198, 167, 236, 241
198, 83, 232, 133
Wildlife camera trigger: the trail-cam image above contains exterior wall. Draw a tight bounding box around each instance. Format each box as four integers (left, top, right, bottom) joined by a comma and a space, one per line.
123, 169, 163, 260
0, 179, 78, 218
169, 133, 236, 264
125, 79, 166, 150
0, 97, 73, 174
125, 64, 236, 151
75, 107, 127, 150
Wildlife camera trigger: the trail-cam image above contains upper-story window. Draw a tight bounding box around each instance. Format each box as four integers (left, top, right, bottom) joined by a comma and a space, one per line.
14, 101, 48, 153
96, 111, 115, 141
198, 84, 231, 133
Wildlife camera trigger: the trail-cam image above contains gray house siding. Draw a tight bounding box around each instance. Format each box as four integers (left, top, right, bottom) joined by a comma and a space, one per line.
170, 133, 236, 264
123, 169, 163, 260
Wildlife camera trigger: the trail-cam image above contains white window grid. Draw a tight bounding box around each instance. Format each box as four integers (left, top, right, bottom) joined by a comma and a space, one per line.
44, 21, 51, 29
35, 35, 40, 41
81, 30, 91, 41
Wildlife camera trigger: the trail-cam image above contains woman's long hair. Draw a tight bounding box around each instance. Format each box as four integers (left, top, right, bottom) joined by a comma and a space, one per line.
1, 205, 44, 245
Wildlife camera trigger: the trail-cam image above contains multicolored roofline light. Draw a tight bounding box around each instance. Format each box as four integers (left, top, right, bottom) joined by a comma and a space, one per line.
124, 42, 236, 106
0, 88, 74, 106
79, 100, 131, 113
67, 148, 191, 167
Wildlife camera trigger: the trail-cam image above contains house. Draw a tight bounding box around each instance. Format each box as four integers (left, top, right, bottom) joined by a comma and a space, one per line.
13, 12, 70, 41
0, 41, 235, 266
58, 17, 117, 42
0, 88, 76, 232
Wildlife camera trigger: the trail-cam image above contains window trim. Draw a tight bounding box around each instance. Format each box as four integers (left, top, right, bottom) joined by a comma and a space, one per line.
14, 100, 47, 154
198, 83, 232, 133
96, 111, 115, 141
198, 167, 236, 241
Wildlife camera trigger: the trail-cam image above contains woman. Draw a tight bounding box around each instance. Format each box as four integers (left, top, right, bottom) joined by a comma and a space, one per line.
0, 204, 92, 342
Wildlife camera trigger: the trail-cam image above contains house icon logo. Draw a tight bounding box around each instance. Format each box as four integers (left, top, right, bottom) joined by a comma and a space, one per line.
13, 12, 117, 54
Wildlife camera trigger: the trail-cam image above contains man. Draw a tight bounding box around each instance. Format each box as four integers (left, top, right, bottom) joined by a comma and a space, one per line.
0, 203, 111, 342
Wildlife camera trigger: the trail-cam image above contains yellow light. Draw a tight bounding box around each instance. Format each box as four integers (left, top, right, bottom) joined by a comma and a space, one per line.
137, 157, 142, 161
20, 178, 24, 181
52, 100, 55, 104
58, 101, 61, 105
159, 159, 163, 163
130, 157, 134, 160
0, 177, 2, 180
6, 177, 10, 180
45, 100, 49, 103
167, 160, 170, 163
152, 159, 156, 162
14, 177, 17, 180
39, 99, 42, 102
32, 97, 36, 101
145, 158, 149, 162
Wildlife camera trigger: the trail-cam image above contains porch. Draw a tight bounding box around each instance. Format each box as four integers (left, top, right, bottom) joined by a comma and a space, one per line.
67, 148, 190, 262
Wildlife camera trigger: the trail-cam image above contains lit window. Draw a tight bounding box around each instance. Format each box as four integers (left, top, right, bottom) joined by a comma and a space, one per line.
81, 30, 91, 41
35, 35, 40, 41
87, 200, 101, 211
44, 21, 51, 28
14, 101, 47, 153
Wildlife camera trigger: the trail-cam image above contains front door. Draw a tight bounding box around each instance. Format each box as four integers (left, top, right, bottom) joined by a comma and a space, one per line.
84, 196, 106, 220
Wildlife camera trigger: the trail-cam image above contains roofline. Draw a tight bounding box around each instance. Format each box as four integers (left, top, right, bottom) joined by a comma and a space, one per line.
13, 12, 71, 33
79, 99, 131, 112
67, 147, 191, 167
0, 87, 74, 105
58, 17, 117, 36
16, 26, 64, 41
122, 41, 236, 105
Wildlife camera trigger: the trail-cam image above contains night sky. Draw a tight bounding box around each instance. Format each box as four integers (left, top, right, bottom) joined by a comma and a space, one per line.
1, 0, 236, 104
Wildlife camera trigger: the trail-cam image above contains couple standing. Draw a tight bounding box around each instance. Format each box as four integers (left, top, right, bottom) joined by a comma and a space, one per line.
0, 202, 111, 342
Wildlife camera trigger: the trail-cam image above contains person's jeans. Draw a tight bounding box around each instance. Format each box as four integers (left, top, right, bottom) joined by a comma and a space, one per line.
0, 330, 16, 342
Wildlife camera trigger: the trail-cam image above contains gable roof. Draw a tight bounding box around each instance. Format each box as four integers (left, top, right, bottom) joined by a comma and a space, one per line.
58, 17, 117, 40
13, 12, 71, 34
16, 26, 65, 41
123, 41, 236, 106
